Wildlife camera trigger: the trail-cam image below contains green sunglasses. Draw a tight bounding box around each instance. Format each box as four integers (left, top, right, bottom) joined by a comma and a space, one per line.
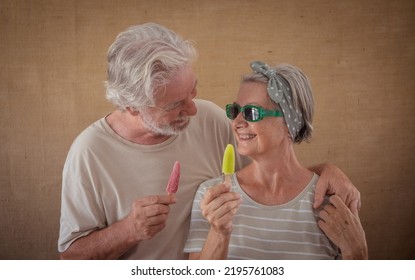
226, 103, 283, 122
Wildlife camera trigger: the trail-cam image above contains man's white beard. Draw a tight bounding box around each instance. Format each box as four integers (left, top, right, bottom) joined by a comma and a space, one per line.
141, 113, 191, 136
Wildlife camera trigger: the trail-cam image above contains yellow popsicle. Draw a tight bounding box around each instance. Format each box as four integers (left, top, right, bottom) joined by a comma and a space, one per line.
222, 144, 235, 186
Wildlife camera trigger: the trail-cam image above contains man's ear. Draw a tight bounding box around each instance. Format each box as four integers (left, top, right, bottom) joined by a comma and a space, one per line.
126, 107, 140, 116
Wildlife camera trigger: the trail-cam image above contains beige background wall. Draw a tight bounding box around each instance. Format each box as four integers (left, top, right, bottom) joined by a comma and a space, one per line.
1, 0, 414, 259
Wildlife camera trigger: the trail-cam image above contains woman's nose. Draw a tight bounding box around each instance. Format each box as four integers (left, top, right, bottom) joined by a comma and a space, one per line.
233, 111, 248, 129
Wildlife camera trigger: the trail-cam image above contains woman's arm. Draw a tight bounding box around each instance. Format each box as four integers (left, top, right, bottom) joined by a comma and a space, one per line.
190, 183, 241, 260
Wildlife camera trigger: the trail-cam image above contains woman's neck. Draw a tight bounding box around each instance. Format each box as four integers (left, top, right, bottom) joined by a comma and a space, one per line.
237, 149, 313, 205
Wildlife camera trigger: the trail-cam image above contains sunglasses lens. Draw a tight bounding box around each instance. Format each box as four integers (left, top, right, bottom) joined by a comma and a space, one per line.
243, 107, 260, 122
226, 104, 240, 120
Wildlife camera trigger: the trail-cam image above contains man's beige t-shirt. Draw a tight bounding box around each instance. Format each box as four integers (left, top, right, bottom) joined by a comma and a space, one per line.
58, 99, 241, 259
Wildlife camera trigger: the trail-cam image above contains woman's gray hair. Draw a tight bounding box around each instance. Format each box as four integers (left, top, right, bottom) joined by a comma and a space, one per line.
104, 23, 198, 111
242, 63, 314, 143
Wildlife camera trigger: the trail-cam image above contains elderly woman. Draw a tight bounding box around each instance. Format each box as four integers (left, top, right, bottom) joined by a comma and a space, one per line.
184, 61, 368, 260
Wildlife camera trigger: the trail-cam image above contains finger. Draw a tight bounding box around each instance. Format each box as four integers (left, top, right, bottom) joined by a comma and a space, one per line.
331, 193, 361, 217
145, 213, 169, 226
210, 199, 241, 220
140, 195, 177, 207
329, 195, 349, 212
209, 203, 240, 234
313, 177, 327, 209
345, 189, 361, 210
318, 209, 329, 222
203, 184, 231, 203
201, 185, 235, 210
350, 199, 359, 217
357, 194, 362, 211
317, 219, 328, 232
323, 203, 336, 214
205, 192, 241, 213
202, 193, 241, 223
143, 204, 171, 217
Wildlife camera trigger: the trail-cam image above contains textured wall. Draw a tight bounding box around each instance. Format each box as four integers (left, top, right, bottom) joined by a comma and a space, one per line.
1, 0, 414, 259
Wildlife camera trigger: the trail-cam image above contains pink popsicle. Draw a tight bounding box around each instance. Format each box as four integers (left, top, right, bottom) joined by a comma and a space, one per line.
166, 161, 180, 195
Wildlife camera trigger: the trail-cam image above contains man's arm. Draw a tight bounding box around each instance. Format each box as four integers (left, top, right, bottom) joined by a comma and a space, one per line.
310, 163, 361, 209
60, 218, 139, 259
60, 195, 176, 259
